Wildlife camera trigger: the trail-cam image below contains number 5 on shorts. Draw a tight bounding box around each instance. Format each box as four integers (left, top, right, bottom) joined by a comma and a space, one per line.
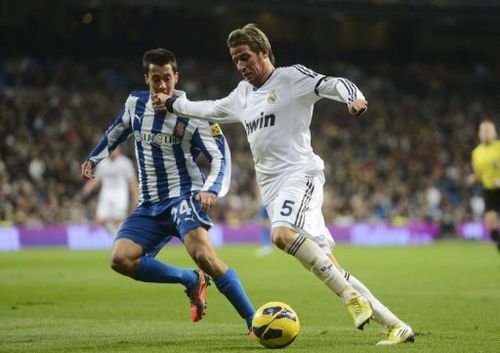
280, 200, 295, 216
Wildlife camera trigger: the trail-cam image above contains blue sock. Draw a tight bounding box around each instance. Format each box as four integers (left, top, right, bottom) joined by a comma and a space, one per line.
134, 256, 198, 288
215, 268, 255, 328
262, 228, 271, 247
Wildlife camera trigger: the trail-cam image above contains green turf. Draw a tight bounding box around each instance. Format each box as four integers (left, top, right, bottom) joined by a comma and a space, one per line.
1, 241, 499, 352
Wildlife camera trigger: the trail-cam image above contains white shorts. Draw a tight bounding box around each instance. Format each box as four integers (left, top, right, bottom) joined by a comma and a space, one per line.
266, 173, 335, 253
96, 195, 128, 221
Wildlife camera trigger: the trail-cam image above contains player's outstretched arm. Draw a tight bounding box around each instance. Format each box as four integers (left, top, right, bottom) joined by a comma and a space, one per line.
85, 96, 134, 169
314, 75, 368, 116
152, 91, 240, 124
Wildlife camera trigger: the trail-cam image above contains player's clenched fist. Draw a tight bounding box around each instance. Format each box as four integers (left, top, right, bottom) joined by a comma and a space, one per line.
152, 93, 169, 111
348, 98, 368, 116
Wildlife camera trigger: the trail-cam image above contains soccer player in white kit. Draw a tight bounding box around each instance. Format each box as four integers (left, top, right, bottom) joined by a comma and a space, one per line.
152, 24, 414, 345
83, 147, 138, 235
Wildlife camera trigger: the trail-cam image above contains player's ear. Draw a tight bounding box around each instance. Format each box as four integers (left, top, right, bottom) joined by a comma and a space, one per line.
144, 73, 149, 86
174, 71, 179, 84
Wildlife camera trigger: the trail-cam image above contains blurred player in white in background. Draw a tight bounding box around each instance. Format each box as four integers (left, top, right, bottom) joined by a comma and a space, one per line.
83, 147, 139, 235
153, 23, 414, 345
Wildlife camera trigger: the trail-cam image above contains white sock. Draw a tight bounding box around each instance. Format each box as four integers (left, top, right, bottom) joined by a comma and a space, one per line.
285, 233, 359, 302
344, 271, 400, 327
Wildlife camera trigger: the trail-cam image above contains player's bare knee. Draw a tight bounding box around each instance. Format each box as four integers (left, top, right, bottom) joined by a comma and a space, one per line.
110, 239, 142, 276
271, 227, 295, 250
110, 252, 137, 276
110, 253, 127, 272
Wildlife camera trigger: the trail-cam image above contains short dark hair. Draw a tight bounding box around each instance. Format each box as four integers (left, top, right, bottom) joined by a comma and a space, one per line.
142, 48, 177, 75
227, 23, 275, 65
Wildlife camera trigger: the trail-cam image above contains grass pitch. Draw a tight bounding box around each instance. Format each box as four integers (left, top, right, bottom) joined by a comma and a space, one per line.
1, 241, 499, 353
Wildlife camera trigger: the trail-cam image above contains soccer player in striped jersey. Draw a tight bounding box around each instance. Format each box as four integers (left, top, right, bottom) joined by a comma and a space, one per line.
81, 48, 254, 329
471, 120, 500, 252
152, 24, 414, 345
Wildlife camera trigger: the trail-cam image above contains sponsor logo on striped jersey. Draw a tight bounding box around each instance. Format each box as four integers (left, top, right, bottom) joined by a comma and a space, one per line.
134, 131, 183, 145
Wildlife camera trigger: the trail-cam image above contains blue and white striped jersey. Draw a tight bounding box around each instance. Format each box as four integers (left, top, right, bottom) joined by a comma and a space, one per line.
87, 90, 230, 215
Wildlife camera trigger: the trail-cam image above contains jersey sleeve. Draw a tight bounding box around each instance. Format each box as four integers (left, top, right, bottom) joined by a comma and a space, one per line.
191, 121, 231, 197
289, 64, 326, 103
289, 64, 365, 106
315, 76, 366, 105
87, 95, 134, 164
173, 86, 242, 124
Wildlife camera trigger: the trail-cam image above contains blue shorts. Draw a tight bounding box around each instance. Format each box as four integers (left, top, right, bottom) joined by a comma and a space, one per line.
116, 194, 213, 257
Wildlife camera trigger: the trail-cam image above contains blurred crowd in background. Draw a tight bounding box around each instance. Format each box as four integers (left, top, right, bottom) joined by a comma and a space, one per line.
1, 54, 498, 230
1, 1, 499, 234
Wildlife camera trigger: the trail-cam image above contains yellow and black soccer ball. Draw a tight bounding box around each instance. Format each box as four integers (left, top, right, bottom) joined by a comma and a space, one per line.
251, 301, 300, 349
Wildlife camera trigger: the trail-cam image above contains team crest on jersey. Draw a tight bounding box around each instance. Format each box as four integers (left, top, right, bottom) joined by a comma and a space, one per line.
173, 121, 186, 137
210, 123, 222, 136
267, 90, 277, 104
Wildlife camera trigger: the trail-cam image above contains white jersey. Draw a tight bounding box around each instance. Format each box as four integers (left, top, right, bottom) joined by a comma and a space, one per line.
172, 64, 365, 205
95, 155, 136, 203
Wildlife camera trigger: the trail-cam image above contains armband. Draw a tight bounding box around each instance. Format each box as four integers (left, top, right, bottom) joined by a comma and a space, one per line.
165, 97, 177, 113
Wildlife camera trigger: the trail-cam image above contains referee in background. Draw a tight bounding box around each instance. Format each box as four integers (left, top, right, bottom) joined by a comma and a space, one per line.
471, 120, 500, 252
